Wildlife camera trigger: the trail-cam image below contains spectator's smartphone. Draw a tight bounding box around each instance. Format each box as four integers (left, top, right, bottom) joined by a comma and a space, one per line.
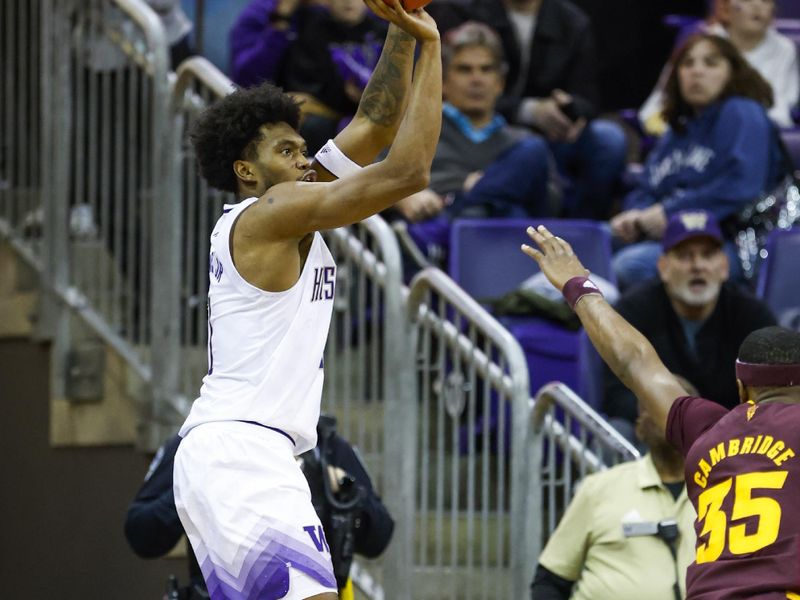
560, 99, 580, 122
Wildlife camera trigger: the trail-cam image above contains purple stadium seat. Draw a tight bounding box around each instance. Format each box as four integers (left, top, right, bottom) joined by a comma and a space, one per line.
756, 227, 800, 331
448, 218, 615, 298
776, 0, 800, 20
449, 218, 614, 394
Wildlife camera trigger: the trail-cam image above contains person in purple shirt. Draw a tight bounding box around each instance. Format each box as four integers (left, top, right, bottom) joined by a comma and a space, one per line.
521, 223, 800, 599
230, 0, 325, 88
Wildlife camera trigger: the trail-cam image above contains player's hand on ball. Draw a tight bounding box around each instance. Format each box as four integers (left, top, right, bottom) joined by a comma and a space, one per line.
363, 0, 440, 42
521, 225, 589, 291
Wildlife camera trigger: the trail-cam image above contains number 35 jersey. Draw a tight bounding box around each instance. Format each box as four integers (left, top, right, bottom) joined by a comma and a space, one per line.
179, 197, 336, 454
667, 395, 800, 599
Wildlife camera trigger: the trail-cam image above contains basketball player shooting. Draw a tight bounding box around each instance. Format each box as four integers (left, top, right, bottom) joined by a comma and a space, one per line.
172, 2, 441, 599
523, 225, 800, 598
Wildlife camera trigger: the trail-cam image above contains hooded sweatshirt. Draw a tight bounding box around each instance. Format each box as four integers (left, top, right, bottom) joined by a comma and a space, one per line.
624, 96, 781, 221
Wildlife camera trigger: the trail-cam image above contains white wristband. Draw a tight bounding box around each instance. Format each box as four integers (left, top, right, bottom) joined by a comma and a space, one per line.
314, 139, 362, 179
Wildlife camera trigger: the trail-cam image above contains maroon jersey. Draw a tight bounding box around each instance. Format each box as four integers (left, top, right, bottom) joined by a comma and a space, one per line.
667, 396, 800, 599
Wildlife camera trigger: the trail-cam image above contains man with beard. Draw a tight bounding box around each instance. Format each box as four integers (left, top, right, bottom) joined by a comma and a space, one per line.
531, 400, 695, 599
602, 210, 775, 445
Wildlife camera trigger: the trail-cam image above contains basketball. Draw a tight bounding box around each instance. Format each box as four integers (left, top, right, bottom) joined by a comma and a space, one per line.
384, 0, 433, 10
402, 0, 432, 8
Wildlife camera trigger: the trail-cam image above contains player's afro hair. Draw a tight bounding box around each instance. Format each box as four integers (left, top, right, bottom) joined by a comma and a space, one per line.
738, 326, 800, 365
190, 83, 302, 193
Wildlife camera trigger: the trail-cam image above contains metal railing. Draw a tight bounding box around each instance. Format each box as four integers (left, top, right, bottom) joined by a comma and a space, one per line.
1, 0, 44, 267
530, 382, 640, 558
2, 0, 173, 409
324, 217, 416, 598
407, 267, 536, 600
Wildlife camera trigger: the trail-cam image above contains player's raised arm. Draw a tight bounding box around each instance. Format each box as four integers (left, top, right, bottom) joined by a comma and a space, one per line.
315, 24, 415, 174
246, 3, 442, 238
522, 225, 686, 433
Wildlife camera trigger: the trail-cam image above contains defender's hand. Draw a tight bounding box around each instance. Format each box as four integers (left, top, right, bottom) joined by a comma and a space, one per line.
521, 225, 589, 291
364, 0, 440, 42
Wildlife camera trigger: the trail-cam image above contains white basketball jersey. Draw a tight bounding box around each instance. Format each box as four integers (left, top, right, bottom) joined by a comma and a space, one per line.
179, 197, 336, 453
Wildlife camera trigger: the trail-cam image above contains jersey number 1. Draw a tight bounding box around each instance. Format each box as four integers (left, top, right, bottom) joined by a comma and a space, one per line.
696, 470, 788, 563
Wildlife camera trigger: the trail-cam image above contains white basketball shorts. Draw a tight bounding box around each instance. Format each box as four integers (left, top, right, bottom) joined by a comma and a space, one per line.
173, 420, 337, 599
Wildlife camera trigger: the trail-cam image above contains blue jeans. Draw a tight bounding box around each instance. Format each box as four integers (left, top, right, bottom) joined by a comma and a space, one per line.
613, 239, 744, 291
451, 136, 555, 218
551, 119, 627, 220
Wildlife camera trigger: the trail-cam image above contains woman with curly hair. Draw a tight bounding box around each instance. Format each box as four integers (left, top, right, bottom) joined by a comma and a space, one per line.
610, 33, 784, 290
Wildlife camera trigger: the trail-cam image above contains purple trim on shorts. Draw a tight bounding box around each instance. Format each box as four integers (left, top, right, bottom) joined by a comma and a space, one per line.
198, 526, 336, 599
237, 420, 296, 446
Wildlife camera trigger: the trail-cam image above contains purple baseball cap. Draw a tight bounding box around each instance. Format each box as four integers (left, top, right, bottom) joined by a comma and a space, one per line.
662, 210, 723, 252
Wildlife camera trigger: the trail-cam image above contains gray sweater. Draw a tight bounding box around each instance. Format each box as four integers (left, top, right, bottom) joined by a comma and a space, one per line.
429, 115, 531, 196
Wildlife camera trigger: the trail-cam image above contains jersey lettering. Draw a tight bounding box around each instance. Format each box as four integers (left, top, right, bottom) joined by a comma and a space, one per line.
209, 251, 224, 282
303, 525, 330, 553
311, 266, 335, 302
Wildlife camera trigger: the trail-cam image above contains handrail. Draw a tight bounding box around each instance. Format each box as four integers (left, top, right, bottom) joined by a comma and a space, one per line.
409, 268, 529, 372
407, 266, 536, 598
533, 382, 641, 461
114, 0, 169, 82
173, 56, 236, 107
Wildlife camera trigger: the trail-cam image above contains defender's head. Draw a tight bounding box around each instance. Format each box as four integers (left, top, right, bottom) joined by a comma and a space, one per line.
736, 326, 800, 403
191, 83, 313, 199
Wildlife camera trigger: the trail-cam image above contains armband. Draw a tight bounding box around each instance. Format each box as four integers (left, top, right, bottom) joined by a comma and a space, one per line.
562, 276, 603, 310
314, 139, 362, 179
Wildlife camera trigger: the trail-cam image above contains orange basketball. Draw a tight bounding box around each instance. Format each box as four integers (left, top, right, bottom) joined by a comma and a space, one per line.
401, 0, 432, 8
383, 0, 432, 10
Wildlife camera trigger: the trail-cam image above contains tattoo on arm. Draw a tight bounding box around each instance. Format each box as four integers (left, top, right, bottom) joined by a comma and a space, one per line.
358, 28, 415, 128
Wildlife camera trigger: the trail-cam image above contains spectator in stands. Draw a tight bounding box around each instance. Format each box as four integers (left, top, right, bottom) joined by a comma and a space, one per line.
432, 0, 627, 219
231, 0, 387, 153
611, 33, 785, 290
279, 0, 388, 153
530, 401, 695, 599
125, 416, 393, 598
640, 0, 799, 132
603, 211, 775, 445
230, 0, 329, 88
389, 20, 555, 232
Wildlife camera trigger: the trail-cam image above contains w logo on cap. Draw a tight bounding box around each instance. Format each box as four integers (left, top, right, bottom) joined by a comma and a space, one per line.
680, 212, 709, 231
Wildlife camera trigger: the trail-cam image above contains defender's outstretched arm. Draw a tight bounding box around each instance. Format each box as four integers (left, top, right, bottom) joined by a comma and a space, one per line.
522, 226, 686, 433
